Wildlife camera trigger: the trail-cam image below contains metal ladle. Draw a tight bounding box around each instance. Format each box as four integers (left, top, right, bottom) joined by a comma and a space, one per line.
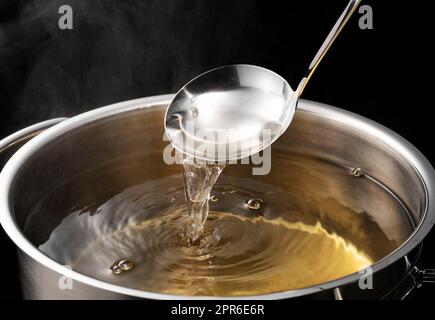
165, 0, 362, 162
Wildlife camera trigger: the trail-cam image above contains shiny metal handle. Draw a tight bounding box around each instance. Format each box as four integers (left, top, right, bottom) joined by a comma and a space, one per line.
297, 0, 362, 97
399, 267, 435, 300
416, 268, 435, 284
0, 118, 67, 155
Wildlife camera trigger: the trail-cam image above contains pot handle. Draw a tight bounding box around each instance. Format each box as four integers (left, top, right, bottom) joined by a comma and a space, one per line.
0, 118, 68, 156
415, 268, 435, 284
399, 267, 435, 299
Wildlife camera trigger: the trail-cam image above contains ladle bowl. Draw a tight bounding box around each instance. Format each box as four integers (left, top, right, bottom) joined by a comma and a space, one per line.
165, 0, 362, 162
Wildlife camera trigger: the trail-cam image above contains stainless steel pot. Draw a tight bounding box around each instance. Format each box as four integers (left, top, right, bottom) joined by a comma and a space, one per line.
1, 94, 434, 300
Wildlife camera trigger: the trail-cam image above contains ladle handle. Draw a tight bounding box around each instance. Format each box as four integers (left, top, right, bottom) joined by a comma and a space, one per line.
296, 0, 362, 97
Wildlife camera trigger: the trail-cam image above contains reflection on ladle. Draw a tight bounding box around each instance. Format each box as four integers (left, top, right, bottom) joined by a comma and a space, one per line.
165, 0, 362, 162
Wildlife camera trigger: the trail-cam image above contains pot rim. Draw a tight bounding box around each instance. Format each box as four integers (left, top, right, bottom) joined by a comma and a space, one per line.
1, 94, 434, 300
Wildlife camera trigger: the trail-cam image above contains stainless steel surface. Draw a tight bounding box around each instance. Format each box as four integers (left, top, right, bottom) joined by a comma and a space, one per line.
18, 250, 129, 300
0, 94, 434, 299
165, 65, 296, 162
164, 0, 361, 162
417, 268, 435, 284
0, 118, 67, 154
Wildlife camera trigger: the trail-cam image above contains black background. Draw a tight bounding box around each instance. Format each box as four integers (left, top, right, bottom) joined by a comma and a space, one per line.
0, 0, 433, 300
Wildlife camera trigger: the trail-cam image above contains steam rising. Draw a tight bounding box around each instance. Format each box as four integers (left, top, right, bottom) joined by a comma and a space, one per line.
0, 0, 262, 135
1, 0, 337, 137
